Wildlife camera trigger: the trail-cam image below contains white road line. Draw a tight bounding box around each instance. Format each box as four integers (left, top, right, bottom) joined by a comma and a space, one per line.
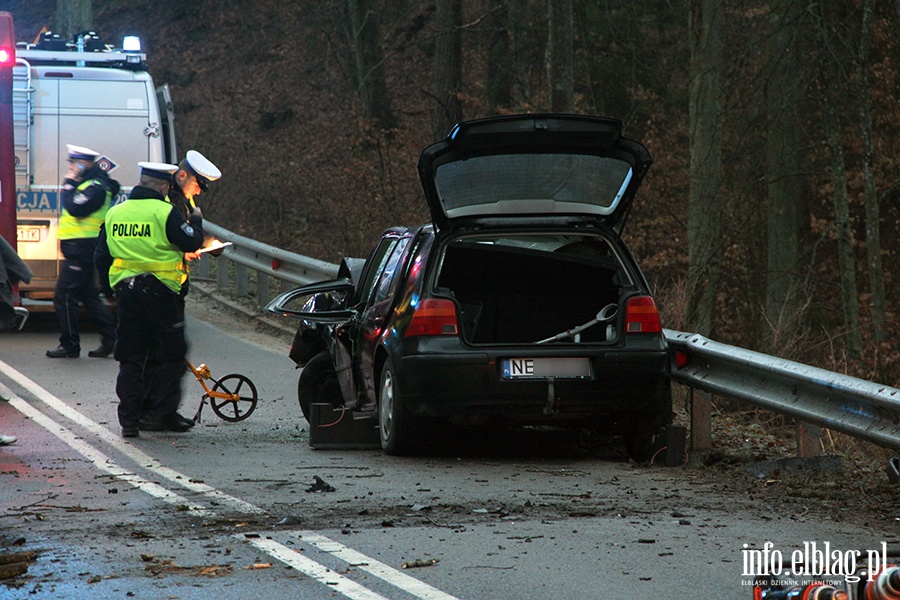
0, 382, 212, 517
0, 357, 265, 515
295, 531, 460, 600
0, 360, 462, 600
245, 537, 392, 600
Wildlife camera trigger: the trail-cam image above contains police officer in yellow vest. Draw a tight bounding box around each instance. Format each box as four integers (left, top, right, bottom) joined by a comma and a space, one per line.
94, 162, 205, 438
167, 150, 223, 295
47, 145, 120, 359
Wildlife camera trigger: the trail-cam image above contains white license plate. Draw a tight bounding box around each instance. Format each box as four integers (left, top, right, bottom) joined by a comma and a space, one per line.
502, 358, 591, 379
16, 227, 42, 242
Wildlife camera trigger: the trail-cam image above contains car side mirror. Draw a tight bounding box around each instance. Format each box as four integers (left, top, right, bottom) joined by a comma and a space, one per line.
266, 279, 357, 323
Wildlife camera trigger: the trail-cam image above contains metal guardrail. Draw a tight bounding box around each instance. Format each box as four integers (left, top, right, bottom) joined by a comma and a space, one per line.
198, 221, 900, 453
665, 329, 900, 453
194, 222, 339, 308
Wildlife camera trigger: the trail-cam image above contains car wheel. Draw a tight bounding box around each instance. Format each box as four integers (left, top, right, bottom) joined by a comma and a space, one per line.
621, 411, 666, 462
296, 351, 341, 422
378, 358, 417, 455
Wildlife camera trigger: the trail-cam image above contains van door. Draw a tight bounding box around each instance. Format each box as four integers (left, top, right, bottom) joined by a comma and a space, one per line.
156, 84, 177, 164
16, 70, 61, 297
57, 76, 152, 190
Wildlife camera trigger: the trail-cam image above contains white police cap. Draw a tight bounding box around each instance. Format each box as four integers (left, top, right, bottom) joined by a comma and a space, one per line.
138, 161, 179, 180
67, 144, 101, 161
184, 150, 221, 191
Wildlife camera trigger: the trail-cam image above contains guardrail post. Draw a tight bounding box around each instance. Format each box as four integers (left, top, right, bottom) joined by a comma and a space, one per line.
257, 270, 269, 308
194, 256, 210, 279
235, 263, 248, 297
796, 422, 822, 458
691, 388, 712, 451
215, 255, 228, 289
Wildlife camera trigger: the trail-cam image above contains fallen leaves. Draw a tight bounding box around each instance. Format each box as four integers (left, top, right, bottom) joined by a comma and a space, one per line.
0, 550, 37, 580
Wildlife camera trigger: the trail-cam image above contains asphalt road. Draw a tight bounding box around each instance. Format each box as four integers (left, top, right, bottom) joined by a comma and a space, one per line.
0, 298, 893, 599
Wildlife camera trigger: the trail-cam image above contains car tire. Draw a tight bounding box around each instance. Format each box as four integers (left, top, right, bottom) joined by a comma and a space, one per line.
378, 358, 418, 455
621, 411, 666, 462
296, 351, 342, 422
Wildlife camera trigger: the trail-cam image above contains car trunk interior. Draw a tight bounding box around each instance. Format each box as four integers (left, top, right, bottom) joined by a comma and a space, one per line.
435, 236, 625, 345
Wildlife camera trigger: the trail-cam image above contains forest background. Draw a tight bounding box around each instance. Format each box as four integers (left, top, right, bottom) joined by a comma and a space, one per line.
7, 0, 900, 390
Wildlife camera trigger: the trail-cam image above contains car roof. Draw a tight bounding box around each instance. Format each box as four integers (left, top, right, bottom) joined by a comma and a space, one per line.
417, 114, 652, 233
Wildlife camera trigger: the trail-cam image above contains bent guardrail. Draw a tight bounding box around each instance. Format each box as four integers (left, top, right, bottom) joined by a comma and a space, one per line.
199, 221, 900, 454
666, 330, 900, 453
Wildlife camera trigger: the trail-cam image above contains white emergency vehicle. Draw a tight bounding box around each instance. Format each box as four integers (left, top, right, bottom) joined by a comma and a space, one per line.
12, 30, 176, 308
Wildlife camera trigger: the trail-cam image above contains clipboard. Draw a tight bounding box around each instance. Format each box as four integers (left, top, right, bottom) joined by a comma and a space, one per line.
197, 241, 233, 255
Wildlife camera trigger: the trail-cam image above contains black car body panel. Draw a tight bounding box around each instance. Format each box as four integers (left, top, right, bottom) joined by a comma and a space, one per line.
267, 114, 672, 458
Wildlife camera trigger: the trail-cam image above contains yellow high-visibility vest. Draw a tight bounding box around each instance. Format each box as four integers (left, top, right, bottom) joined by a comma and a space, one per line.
105, 197, 186, 293
58, 179, 112, 239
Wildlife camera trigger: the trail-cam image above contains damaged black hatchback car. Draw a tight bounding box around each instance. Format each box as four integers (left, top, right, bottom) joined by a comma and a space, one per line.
267, 114, 672, 459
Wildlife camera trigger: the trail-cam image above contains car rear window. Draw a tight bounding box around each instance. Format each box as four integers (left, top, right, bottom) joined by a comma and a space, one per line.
434, 153, 633, 218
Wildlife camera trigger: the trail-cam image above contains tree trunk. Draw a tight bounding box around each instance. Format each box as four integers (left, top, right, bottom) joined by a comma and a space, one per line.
546, 0, 574, 112
815, 0, 862, 358
433, 0, 462, 139
57, 0, 92, 38
486, 2, 512, 113
764, 0, 806, 348
857, 0, 886, 355
686, 0, 723, 337
822, 103, 862, 358
346, 0, 396, 130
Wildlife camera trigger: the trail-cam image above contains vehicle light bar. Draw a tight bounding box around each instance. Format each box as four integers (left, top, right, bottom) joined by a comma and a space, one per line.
122, 36, 141, 52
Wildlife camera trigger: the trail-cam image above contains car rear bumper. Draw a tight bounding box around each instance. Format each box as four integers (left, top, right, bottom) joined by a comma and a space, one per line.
393, 337, 671, 421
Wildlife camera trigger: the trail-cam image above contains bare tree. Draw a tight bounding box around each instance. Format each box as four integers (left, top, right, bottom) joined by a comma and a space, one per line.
763, 0, 808, 347
857, 0, 886, 355
821, 96, 862, 357
686, 0, 724, 337
433, 0, 462, 139
346, 0, 397, 129
485, 2, 512, 113
817, 1, 863, 357
546, 0, 573, 112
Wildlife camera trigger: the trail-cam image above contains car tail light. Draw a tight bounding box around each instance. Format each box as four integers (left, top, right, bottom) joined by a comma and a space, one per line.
404, 298, 459, 337
625, 296, 662, 333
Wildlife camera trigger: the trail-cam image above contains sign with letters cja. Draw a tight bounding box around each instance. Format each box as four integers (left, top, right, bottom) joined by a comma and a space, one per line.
17, 190, 59, 212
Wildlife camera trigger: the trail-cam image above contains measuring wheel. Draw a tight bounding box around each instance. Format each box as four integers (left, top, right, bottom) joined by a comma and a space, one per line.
210, 374, 259, 422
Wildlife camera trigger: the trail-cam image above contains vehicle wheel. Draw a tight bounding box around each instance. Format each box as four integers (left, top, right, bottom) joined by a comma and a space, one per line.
378, 358, 417, 455
210, 374, 259, 422
297, 351, 342, 422
621, 412, 666, 462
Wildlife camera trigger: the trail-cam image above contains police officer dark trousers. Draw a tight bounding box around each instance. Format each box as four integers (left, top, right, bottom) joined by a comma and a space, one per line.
47, 145, 120, 358
95, 162, 205, 438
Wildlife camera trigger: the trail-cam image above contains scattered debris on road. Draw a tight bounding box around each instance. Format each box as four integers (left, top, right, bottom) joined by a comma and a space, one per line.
401, 558, 439, 569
